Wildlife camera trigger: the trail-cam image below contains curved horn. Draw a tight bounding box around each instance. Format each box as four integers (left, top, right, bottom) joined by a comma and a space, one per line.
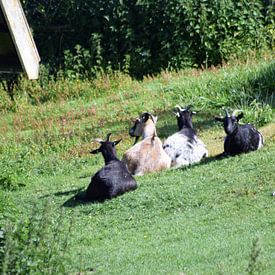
224, 109, 230, 117
175, 105, 184, 112
106, 133, 112, 141
185, 104, 193, 110
147, 113, 157, 124
232, 109, 242, 117
172, 111, 180, 117
94, 138, 103, 144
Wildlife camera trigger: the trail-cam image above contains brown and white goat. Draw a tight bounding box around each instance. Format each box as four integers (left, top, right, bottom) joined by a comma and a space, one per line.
122, 112, 171, 176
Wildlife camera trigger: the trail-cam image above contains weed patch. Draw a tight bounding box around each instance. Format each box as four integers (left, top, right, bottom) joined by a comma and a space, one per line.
0, 202, 72, 274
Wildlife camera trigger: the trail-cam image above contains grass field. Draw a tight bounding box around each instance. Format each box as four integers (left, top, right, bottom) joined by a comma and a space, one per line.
0, 57, 274, 274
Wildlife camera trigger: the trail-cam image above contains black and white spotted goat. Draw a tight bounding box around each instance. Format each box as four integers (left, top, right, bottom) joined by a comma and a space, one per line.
163, 105, 208, 168
215, 109, 264, 156
85, 133, 137, 201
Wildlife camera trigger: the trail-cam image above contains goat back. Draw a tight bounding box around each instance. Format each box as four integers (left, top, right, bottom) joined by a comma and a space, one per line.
123, 136, 171, 175
224, 124, 263, 155
163, 130, 208, 167
86, 160, 137, 201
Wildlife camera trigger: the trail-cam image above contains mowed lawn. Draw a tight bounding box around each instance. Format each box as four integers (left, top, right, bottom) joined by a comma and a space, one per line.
6, 122, 275, 274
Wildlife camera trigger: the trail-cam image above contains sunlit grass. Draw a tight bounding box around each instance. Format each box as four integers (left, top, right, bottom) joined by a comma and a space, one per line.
0, 57, 274, 273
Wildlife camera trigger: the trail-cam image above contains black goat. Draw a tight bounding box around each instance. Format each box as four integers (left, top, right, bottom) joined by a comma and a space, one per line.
85, 133, 137, 201
215, 110, 264, 156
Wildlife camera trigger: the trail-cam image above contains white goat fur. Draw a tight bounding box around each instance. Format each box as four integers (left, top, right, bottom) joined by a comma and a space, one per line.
163, 133, 208, 168
163, 106, 208, 168
122, 114, 171, 176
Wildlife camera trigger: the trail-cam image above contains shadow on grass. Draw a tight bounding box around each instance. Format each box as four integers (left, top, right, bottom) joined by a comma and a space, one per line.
39, 187, 84, 199
172, 153, 228, 173
62, 190, 89, 207
39, 187, 100, 207
62, 189, 109, 207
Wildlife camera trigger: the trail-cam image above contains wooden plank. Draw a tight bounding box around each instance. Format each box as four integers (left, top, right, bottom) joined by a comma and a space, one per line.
0, 0, 40, 79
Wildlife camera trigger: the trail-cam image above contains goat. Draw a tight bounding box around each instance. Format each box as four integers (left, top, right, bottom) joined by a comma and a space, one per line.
85, 133, 137, 201
163, 105, 208, 168
215, 109, 264, 156
122, 112, 171, 176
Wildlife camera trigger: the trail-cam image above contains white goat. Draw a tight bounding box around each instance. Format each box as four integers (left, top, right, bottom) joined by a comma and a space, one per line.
163, 105, 208, 168
122, 112, 171, 176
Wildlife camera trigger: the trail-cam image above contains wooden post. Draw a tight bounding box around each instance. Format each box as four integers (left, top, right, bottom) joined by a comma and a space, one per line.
0, 0, 40, 79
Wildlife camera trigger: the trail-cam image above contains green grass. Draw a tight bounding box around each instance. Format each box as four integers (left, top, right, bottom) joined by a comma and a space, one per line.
2, 139, 275, 274
0, 57, 275, 274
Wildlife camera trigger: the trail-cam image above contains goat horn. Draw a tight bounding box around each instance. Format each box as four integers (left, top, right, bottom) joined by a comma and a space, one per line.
224, 109, 230, 117
175, 105, 184, 111
147, 113, 157, 124
172, 111, 180, 117
94, 138, 103, 144
232, 109, 242, 117
106, 133, 112, 141
185, 104, 193, 110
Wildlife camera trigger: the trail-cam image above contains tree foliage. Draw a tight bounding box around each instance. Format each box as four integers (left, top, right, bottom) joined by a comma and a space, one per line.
21, 0, 274, 77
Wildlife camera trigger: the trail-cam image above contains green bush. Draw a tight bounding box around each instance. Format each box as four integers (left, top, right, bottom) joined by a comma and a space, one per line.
0, 87, 12, 112
21, 0, 273, 77
0, 203, 72, 274
0, 146, 30, 191
239, 100, 273, 127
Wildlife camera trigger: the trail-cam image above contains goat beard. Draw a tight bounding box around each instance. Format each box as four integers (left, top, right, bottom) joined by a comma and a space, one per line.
133, 136, 140, 145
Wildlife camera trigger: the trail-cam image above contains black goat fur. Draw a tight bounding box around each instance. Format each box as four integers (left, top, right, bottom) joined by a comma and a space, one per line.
85, 134, 137, 202
215, 111, 263, 156
223, 124, 263, 156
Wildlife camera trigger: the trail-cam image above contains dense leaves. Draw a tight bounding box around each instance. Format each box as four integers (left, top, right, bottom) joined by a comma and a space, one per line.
20, 0, 274, 77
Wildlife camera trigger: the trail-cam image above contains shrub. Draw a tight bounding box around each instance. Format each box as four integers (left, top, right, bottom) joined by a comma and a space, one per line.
21, 0, 273, 77
239, 100, 273, 127
0, 203, 72, 274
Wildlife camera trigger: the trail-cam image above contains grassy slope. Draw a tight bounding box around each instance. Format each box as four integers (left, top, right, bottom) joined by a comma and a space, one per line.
1, 58, 275, 274
11, 124, 275, 274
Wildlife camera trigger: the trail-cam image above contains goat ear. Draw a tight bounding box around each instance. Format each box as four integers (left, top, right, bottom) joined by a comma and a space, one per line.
215, 117, 223, 122
236, 112, 244, 121
90, 148, 100, 154
191, 111, 197, 115
106, 133, 112, 141
113, 139, 122, 146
